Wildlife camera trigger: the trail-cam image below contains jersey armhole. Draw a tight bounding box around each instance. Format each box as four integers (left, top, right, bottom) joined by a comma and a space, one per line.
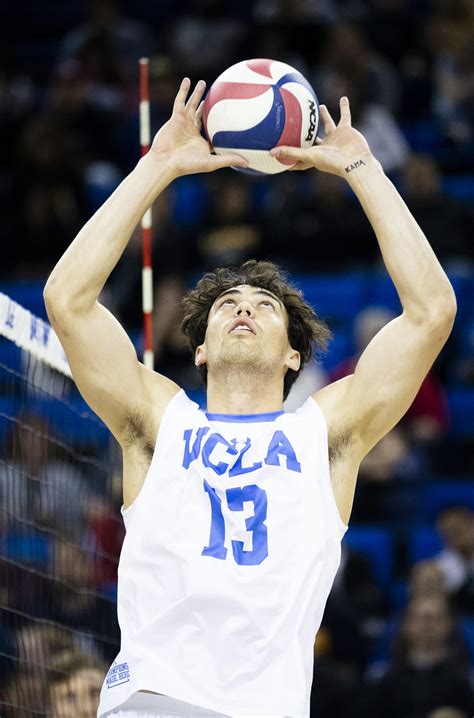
305, 396, 349, 538
120, 389, 188, 522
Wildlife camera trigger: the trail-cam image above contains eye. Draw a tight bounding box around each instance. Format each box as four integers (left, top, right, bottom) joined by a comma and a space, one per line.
220, 298, 235, 307
260, 300, 274, 308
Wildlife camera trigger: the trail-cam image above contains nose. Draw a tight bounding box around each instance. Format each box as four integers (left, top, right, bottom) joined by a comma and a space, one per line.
235, 301, 254, 316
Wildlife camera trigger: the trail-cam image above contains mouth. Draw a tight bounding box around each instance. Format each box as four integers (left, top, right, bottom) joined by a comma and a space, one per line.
228, 319, 256, 335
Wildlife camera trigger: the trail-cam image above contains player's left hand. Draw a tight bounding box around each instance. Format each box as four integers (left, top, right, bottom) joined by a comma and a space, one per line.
270, 97, 380, 178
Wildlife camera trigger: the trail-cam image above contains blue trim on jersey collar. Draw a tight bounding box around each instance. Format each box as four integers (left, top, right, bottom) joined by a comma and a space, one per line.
205, 410, 284, 423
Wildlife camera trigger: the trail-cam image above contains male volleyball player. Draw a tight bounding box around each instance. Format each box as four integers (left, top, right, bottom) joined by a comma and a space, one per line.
44, 79, 456, 718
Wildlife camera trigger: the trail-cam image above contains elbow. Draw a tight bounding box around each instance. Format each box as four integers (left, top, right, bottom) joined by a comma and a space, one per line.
406, 286, 457, 331
43, 276, 65, 316
426, 286, 457, 336
435, 285, 457, 325
44, 276, 80, 326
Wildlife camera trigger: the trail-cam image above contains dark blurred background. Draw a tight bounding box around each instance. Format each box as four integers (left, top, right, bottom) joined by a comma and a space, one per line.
0, 0, 473, 717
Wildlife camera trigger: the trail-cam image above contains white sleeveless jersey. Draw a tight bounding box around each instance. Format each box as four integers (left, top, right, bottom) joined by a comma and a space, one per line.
98, 390, 347, 718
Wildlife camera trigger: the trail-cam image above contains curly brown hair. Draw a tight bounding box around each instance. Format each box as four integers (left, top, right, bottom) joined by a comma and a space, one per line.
182, 260, 332, 401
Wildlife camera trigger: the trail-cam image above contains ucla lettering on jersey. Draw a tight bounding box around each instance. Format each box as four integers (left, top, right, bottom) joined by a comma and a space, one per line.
97, 390, 347, 718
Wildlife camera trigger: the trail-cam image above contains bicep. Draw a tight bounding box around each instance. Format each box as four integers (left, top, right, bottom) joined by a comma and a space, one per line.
47, 300, 178, 442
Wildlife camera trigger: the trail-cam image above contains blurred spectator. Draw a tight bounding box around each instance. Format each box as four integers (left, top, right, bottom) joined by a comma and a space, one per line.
46, 537, 120, 661
434, 506, 474, 615
48, 651, 107, 718
0, 54, 37, 278
1, 623, 75, 718
401, 154, 474, 264
427, 0, 474, 156
409, 560, 448, 602
315, 21, 401, 113
427, 709, 470, 718
310, 627, 358, 718
331, 307, 450, 441
169, 0, 246, 77
198, 175, 263, 268
313, 21, 410, 173
56, 0, 154, 100
87, 495, 124, 592
332, 545, 386, 623
284, 358, 327, 411
0, 413, 93, 534
16, 115, 85, 277
262, 171, 374, 272
358, 595, 473, 717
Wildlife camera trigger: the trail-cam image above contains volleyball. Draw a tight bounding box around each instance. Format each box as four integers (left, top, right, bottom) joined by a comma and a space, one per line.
202, 58, 320, 174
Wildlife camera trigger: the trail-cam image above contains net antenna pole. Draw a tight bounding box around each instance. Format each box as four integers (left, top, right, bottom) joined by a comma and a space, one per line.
139, 57, 154, 370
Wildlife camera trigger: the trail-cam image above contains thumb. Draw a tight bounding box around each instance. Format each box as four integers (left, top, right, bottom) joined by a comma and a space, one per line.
209, 153, 249, 171
270, 146, 311, 162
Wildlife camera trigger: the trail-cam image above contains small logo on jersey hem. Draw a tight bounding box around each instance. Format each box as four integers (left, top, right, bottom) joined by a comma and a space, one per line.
106, 660, 131, 688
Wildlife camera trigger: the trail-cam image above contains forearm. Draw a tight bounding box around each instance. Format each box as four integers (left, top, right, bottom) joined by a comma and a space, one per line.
347, 158, 456, 319
44, 153, 175, 312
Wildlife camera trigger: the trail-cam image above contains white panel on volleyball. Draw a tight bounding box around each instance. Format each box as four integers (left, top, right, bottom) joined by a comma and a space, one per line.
206, 89, 275, 137
268, 60, 302, 81
280, 81, 320, 148
215, 148, 292, 174
220, 62, 275, 84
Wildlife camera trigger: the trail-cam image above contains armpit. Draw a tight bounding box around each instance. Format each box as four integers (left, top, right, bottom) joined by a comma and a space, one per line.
328, 426, 355, 466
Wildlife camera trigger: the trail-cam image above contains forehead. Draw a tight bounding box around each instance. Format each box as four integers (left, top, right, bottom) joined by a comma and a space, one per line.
213, 285, 283, 307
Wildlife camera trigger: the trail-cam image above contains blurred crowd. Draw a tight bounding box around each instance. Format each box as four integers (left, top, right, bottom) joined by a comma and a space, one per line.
0, 0, 473, 716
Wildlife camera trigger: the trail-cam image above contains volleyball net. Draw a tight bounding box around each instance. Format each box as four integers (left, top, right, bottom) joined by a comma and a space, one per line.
0, 293, 121, 717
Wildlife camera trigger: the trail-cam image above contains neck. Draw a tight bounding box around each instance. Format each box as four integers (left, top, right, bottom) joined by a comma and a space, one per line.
205, 366, 284, 414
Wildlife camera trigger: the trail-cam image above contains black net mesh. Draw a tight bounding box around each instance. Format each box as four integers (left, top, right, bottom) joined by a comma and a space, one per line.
0, 331, 122, 717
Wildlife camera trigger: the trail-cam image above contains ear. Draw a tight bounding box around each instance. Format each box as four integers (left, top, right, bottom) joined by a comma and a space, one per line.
286, 348, 300, 373
195, 344, 207, 368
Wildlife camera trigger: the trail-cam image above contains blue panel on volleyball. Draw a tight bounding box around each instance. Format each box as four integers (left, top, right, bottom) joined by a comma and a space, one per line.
213, 87, 284, 150
343, 525, 394, 589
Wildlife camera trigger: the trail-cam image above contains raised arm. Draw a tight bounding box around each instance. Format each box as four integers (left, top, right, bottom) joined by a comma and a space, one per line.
44, 79, 247, 445
271, 99, 456, 461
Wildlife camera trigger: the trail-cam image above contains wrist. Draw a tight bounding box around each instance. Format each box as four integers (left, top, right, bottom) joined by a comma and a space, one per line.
138, 151, 178, 187
343, 154, 385, 187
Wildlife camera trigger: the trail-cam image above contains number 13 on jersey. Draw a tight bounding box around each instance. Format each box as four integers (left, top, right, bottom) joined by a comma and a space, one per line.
202, 479, 268, 565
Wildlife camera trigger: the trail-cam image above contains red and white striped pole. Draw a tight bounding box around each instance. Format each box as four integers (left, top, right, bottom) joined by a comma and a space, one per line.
139, 57, 154, 370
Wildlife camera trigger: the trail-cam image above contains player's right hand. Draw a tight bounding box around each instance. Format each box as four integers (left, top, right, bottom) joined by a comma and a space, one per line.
150, 78, 248, 177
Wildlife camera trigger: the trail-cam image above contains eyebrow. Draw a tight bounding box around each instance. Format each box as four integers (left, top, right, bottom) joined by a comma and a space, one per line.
215, 288, 283, 307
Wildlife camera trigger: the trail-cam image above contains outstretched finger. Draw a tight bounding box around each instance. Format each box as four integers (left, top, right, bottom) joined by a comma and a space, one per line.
320, 105, 336, 135
186, 80, 206, 113
173, 77, 191, 113
194, 101, 204, 128
339, 96, 351, 125
270, 146, 311, 163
